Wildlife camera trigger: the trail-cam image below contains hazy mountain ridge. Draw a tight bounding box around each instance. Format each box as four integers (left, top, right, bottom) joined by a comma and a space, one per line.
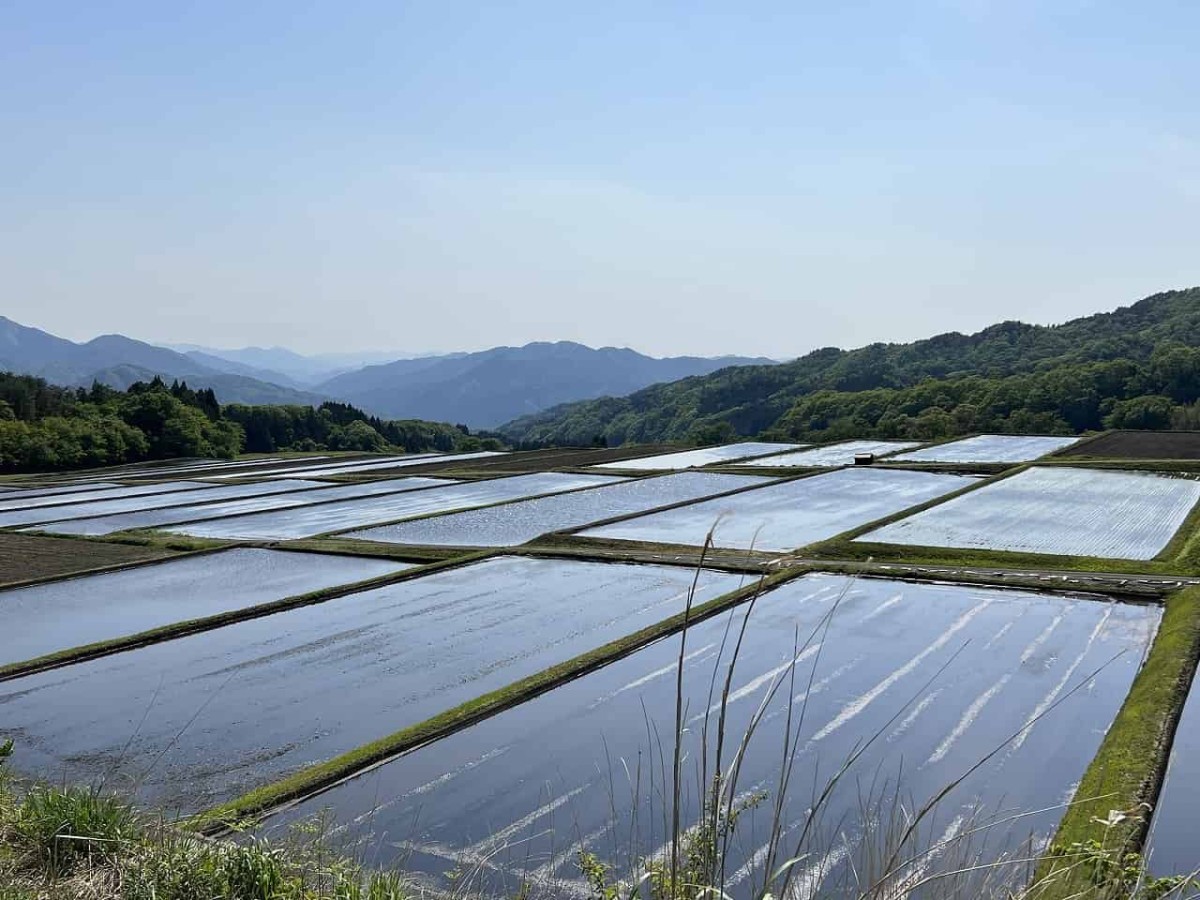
316, 341, 777, 428
0, 318, 325, 406
0, 319, 772, 426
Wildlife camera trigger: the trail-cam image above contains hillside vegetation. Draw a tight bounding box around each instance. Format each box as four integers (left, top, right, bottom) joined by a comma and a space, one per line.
0, 374, 497, 473
499, 288, 1200, 446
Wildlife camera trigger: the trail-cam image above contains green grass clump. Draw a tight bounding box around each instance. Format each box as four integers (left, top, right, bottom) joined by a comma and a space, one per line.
12, 785, 137, 876
0, 745, 411, 900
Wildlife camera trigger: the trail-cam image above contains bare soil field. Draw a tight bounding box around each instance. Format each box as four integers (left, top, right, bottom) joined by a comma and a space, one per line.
1061, 431, 1200, 459
0, 533, 172, 586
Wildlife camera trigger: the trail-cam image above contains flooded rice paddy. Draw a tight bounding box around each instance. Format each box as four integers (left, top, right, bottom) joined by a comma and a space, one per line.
26, 479, 327, 534
889, 434, 1079, 464
260, 450, 507, 479
34, 477, 453, 536
579, 468, 971, 551
859, 467, 1200, 560
344, 472, 770, 548
271, 573, 1157, 898
164, 473, 624, 540
0, 480, 211, 515
593, 443, 803, 470
1146, 667, 1200, 876
0, 548, 410, 667
738, 440, 921, 467
0, 482, 125, 501
0, 556, 744, 812
201, 454, 426, 479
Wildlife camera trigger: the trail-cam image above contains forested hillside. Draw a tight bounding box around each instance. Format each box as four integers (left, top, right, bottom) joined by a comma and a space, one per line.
0, 374, 497, 473
500, 288, 1200, 446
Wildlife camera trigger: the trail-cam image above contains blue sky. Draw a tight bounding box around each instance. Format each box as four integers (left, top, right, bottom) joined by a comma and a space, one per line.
3, 1, 1197, 357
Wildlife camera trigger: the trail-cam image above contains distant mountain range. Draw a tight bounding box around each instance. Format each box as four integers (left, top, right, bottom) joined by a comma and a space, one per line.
0, 317, 774, 427
317, 343, 775, 428
0, 319, 325, 406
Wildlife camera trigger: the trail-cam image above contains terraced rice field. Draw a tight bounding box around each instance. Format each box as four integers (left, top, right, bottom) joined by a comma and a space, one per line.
35, 477, 455, 536
0, 480, 211, 515
259, 451, 507, 479
344, 471, 770, 547
1145, 669, 1200, 876
2, 440, 1197, 893
859, 466, 1200, 559
889, 434, 1079, 464
0, 548, 411, 667
0, 483, 302, 529
578, 467, 971, 551
592, 442, 802, 470
0, 482, 125, 500
0, 556, 743, 811
271, 574, 1156, 897
20, 479, 329, 534
738, 439, 921, 467
0, 532, 173, 585
1060, 431, 1200, 460
163, 473, 623, 540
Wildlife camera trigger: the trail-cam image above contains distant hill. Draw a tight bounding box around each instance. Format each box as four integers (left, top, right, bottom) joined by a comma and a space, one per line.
0, 318, 324, 406
164, 343, 413, 386
499, 288, 1200, 446
1, 319, 772, 427
315, 341, 777, 429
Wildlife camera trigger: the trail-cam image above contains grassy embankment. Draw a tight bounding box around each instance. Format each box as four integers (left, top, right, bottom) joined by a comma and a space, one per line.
1029, 585, 1200, 899
0, 740, 410, 900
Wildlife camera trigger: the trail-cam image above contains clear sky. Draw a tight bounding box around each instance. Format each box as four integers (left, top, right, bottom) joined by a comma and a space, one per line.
3, 1, 1198, 358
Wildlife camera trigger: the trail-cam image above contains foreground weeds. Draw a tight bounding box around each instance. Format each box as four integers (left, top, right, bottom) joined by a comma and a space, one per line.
0, 740, 411, 900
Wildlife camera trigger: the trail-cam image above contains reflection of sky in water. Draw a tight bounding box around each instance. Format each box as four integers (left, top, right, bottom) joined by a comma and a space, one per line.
862, 466, 1200, 559
0, 556, 743, 813
582, 467, 971, 551
275, 574, 1157, 899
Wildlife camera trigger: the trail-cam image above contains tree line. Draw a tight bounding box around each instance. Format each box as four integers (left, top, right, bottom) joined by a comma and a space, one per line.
0, 373, 502, 473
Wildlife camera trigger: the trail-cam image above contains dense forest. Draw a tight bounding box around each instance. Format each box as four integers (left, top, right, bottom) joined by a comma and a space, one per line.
500, 288, 1200, 446
0, 374, 500, 473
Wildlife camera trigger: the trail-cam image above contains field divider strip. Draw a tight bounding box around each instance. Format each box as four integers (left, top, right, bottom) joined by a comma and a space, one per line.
1031, 584, 1200, 897
813, 538, 1200, 579
0, 550, 497, 684
186, 563, 810, 835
